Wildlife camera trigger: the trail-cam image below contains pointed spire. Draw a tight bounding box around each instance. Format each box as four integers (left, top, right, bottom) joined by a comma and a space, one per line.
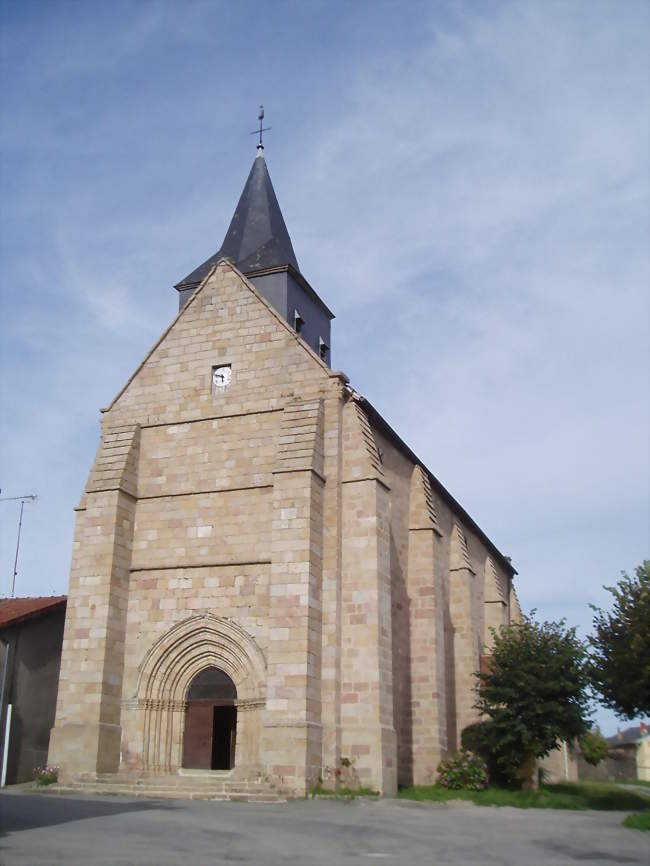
220, 152, 300, 273
175, 152, 300, 292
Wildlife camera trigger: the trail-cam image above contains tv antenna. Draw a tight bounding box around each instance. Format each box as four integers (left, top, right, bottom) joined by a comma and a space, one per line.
0, 493, 37, 597
250, 105, 271, 151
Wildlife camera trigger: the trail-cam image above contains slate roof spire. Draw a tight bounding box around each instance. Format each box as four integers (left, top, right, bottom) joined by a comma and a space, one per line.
175, 149, 300, 292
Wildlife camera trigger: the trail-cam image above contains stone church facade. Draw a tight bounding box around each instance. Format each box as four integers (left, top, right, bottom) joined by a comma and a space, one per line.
49, 146, 520, 797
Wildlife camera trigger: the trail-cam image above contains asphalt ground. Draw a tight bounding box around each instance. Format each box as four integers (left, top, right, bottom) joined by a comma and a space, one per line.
0, 789, 647, 866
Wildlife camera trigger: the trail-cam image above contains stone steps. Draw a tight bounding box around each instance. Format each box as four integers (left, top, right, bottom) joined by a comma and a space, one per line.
49, 785, 283, 802
43, 773, 286, 803
92, 777, 268, 790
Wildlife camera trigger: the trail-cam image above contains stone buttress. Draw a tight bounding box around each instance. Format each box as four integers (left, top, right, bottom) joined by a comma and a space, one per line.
263, 397, 325, 794
483, 555, 508, 648
407, 465, 447, 784
448, 523, 479, 745
50, 424, 140, 777
340, 398, 397, 795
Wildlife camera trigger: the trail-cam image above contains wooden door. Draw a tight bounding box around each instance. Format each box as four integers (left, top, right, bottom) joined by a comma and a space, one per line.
182, 702, 214, 769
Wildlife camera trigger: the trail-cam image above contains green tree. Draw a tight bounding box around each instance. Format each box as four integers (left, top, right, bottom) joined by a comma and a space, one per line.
588, 561, 650, 719
462, 614, 591, 787
579, 726, 609, 766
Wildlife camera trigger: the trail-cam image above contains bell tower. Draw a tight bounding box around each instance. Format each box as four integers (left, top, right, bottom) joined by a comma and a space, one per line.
174, 114, 334, 365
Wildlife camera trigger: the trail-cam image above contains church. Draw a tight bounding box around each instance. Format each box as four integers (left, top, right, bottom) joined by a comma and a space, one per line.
49, 135, 521, 798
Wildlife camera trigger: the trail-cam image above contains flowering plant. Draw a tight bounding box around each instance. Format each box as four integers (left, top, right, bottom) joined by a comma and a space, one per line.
33, 765, 59, 786
436, 751, 487, 790
322, 757, 360, 790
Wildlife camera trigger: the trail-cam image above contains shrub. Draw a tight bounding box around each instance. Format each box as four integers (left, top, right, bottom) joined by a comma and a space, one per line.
579, 727, 609, 766
461, 720, 512, 786
473, 614, 591, 788
33, 765, 59, 786
436, 751, 487, 791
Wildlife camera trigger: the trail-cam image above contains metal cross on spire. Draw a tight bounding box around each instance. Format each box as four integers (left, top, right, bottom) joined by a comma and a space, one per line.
250, 105, 271, 152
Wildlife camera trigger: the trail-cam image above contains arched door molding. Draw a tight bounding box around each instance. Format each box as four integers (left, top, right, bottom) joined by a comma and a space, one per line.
134, 614, 266, 773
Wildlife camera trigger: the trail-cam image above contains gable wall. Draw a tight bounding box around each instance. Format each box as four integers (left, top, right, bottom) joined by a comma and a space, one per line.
107, 264, 330, 428
118, 267, 333, 770
52, 263, 337, 779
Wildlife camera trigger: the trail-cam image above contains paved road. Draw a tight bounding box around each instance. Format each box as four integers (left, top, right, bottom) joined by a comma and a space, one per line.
0, 790, 647, 866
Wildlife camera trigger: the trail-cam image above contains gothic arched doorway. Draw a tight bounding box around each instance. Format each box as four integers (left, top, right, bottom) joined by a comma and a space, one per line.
182, 667, 237, 770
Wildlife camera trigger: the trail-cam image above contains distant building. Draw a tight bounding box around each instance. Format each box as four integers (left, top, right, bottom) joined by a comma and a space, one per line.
635, 724, 650, 781
607, 724, 649, 782
537, 741, 578, 784
0, 596, 67, 784
578, 723, 648, 782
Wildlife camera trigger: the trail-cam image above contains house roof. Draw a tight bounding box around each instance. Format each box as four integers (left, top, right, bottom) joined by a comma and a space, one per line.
175, 152, 300, 291
0, 596, 67, 630
606, 724, 649, 746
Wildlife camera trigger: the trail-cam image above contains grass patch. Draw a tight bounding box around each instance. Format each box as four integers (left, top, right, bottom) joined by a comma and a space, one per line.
397, 782, 650, 812
621, 779, 650, 789
309, 786, 379, 799
623, 812, 650, 831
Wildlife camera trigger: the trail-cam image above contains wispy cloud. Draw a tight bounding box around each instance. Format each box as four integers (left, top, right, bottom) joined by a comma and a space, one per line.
0, 0, 647, 732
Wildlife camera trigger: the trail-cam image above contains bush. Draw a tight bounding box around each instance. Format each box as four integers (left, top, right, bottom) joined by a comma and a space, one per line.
436, 751, 487, 791
33, 765, 59, 786
579, 727, 609, 766
473, 614, 591, 788
461, 721, 510, 786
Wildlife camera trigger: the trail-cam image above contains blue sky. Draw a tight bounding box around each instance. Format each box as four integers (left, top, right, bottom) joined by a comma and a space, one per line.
0, 0, 648, 735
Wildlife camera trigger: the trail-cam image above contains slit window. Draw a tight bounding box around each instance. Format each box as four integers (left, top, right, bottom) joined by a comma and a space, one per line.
294, 309, 304, 334
319, 337, 329, 361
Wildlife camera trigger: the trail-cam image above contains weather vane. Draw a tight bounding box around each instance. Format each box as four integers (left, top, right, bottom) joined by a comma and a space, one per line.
250, 105, 271, 151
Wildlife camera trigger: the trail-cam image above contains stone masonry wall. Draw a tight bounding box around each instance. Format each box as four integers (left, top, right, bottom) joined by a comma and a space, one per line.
50, 258, 517, 794
366, 420, 516, 774
51, 262, 336, 786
